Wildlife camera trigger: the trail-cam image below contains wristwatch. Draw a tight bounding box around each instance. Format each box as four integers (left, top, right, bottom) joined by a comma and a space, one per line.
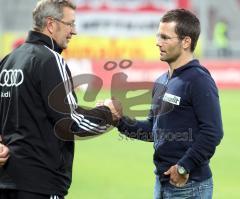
177, 165, 188, 175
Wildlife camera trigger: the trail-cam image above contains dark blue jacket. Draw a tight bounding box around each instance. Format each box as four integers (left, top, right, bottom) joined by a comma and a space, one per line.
117, 59, 223, 182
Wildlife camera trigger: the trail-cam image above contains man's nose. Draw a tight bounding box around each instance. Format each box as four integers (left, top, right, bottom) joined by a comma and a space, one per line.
71, 27, 77, 35
156, 40, 163, 48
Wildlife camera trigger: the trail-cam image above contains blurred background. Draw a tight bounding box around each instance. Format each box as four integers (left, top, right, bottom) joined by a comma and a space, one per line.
1, 0, 240, 88
0, 0, 239, 199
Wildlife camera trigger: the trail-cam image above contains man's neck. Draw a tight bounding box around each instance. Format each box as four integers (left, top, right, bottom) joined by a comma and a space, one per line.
168, 54, 194, 77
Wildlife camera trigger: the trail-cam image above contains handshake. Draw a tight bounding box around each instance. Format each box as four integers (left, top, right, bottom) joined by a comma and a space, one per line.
96, 98, 123, 121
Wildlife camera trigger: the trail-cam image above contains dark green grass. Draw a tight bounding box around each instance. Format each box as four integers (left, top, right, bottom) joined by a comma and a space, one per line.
66, 90, 240, 199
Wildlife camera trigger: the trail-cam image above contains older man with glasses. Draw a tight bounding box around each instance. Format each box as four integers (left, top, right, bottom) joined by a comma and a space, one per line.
0, 0, 121, 199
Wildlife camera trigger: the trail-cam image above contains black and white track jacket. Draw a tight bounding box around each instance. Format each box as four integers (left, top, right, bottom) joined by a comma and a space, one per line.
0, 31, 113, 196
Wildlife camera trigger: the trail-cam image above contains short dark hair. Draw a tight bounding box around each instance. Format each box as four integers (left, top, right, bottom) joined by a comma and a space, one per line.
161, 9, 200, 52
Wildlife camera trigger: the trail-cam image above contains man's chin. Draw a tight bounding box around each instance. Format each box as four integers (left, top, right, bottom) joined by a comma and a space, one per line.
61, 44, 68, 49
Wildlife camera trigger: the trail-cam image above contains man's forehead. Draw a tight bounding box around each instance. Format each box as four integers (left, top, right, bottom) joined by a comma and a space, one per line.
62, 7, 76, 19
158, 22, 176, 33
159, 21, 176, 29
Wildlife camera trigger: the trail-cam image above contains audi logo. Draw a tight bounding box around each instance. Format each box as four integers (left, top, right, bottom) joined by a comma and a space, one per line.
0, 69, 24, 87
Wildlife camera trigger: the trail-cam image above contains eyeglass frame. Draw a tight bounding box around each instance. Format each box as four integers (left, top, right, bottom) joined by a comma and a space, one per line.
53, 0, 68, 3
50, 17, 76, 29
156, 33, 181, 43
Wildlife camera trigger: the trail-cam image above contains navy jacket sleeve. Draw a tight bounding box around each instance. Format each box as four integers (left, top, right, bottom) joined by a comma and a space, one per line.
116, 109, 154, 142
35, 53, 112, 137
178, 74, 223, 172
116, 80, 161, 142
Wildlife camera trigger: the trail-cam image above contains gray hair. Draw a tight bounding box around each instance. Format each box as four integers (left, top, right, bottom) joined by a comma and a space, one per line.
32, 0, 76, 32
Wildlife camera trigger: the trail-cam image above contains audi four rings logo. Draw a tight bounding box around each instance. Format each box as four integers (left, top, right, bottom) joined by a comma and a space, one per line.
0, 69, 24, 87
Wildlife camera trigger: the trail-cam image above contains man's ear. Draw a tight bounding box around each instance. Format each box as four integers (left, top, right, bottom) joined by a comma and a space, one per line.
46, 17, 54, 34
182, 36, 192, 50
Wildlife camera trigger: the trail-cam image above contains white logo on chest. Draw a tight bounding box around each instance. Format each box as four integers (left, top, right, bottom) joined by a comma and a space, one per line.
163, 93, 181, 105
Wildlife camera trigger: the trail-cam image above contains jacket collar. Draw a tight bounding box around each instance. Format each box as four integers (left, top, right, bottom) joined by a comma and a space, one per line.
169, 59, 210, 78
25, 31, 63, 54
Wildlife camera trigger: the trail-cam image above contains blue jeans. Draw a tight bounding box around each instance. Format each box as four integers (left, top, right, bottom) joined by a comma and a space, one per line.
154, 175, 213, 199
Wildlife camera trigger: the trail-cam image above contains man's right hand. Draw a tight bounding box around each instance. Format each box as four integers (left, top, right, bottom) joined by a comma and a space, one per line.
0, 137, 10, 167
96, 98, 123, 121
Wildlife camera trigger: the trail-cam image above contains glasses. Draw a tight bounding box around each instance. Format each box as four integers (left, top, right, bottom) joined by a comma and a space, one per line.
156, 33, 179, 43
53, 0, 67, 3
54, 18, 76, 29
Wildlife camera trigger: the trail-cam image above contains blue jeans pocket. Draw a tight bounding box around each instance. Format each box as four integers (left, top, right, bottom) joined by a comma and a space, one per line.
164, 181, 194, 198
163, 178, 213, 199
